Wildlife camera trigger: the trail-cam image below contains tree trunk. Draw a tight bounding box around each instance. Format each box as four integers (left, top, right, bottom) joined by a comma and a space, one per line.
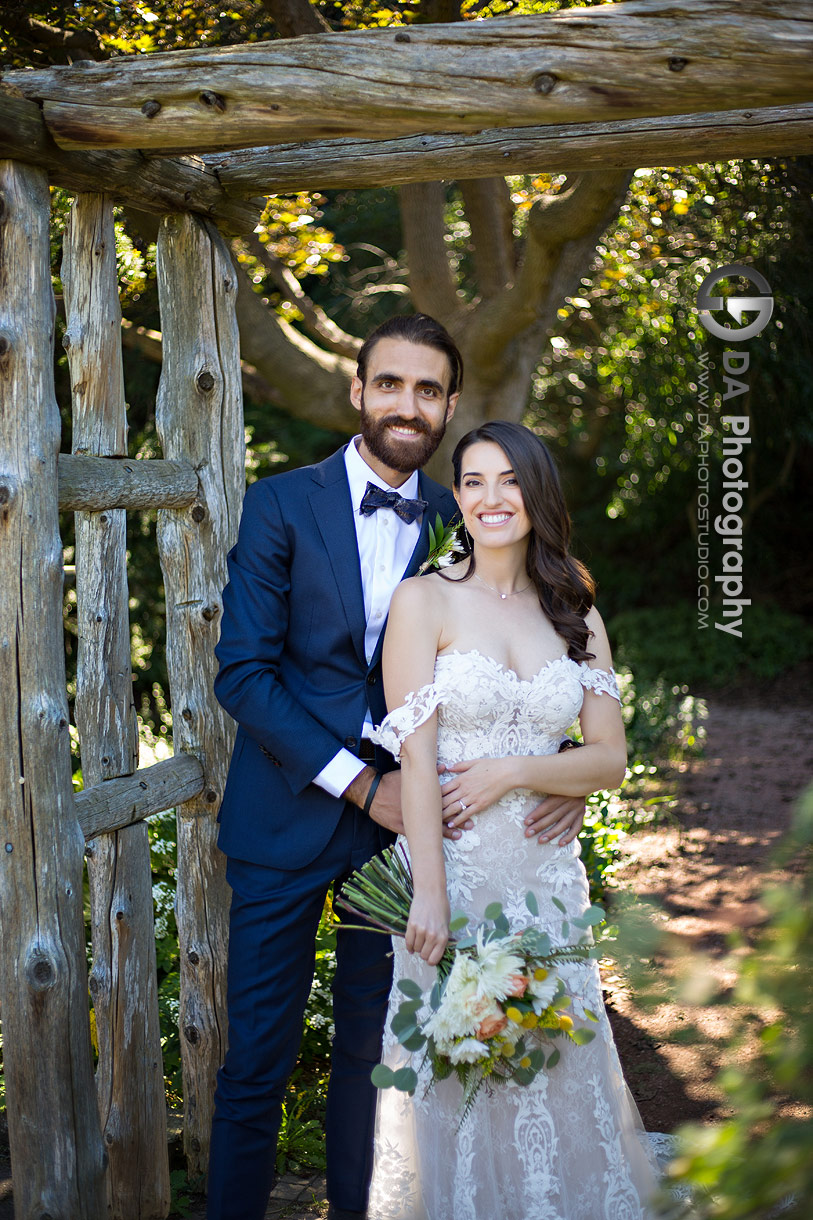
8, 2, 813, 154
0, 157, 107, 1220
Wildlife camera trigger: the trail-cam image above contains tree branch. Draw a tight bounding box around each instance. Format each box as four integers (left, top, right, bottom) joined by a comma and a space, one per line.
465, 171, 630, 377
0, 10, 106, 63
458, 177, 516, 300
259, 0, 331, 37
398, 182, 462, 326
240, 232, 361, 359
233, 270, 357, 432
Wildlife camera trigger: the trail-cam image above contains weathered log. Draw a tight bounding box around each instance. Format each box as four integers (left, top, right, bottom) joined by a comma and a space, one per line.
0, 91, 262, 234
63, 193, 170, 1220
5, 2, 813, 155
209, 103, 813, 193
76, 754, 206, 839
155, 213, 244, 1177
58, 453, 199, 511
0, 159, 107, 1219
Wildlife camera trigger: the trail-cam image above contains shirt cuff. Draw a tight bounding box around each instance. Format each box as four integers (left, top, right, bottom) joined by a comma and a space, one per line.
313, 749, 367, 800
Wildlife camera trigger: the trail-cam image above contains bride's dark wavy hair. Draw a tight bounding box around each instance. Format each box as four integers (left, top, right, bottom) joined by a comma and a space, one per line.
450, 420, 596, 662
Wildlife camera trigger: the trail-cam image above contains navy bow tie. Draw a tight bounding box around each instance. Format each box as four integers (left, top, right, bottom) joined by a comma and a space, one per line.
359, 481, 428, 525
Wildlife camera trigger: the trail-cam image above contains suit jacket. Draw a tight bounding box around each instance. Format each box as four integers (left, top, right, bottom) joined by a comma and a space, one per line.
214, 444, 457, 869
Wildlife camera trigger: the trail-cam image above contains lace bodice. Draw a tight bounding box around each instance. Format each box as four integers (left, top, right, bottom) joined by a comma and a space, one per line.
370, 649, 620, 766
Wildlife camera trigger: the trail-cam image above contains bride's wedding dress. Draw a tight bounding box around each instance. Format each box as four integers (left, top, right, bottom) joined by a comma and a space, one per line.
368, 649, 660, 1220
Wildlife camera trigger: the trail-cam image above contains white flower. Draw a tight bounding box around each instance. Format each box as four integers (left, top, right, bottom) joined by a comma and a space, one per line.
473, 931, 524, 1002
448, 1038, 489, 1065
528, 972, 559, 1012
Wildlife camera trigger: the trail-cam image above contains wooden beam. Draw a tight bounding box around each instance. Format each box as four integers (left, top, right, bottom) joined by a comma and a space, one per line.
4, 2, 812, 155
155, 213, 244, 1178
63, 193, 170, 1220
58, 453, 199, 510
208, 104, 813, 193
0, 92, 262, 235
0, 158, 107, 1220
76, 754, 205, 839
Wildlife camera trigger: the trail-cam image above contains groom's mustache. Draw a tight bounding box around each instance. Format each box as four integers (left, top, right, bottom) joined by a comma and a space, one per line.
377, 414, 433, 436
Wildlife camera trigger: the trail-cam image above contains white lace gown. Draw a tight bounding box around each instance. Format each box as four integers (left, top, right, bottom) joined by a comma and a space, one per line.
367, 650, 660, 1220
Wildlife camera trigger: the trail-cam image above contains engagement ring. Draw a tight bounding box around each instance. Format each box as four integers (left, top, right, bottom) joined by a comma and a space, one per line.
459, 800, 468, 812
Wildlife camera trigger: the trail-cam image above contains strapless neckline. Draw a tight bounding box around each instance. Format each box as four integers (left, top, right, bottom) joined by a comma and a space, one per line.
435, 648, 574, 687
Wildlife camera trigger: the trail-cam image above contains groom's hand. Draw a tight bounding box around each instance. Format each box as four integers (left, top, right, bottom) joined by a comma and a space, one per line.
346, 768, 472, 840
525, 795, 586, 846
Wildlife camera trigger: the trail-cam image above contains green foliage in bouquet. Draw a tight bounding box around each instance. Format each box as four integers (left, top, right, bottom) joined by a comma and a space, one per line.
338, 846, 606, 1122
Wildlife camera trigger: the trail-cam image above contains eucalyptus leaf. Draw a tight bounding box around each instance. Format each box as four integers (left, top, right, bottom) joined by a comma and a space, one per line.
397, 978, 423, 999
371, 1064, 395, 1088
393, 1066, 418, 1093
551, 896, 567, 914
484, 901, 504, 921
525, 891, 539, 917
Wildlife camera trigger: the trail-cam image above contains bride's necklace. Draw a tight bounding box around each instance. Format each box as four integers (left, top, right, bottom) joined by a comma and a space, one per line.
472, 571, 532, 600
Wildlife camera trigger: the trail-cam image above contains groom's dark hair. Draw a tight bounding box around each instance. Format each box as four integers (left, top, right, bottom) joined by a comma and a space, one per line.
356, 313, 464, 398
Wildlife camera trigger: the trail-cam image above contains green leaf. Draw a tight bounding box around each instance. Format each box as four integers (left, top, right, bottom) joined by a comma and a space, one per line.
484, 901, 504, 921
584, 1007, 600, 1023
582, 905, 606, 926
393, 1066, 418, 1093
546, 1048, 561, 1069
397, 978, 423, 999
429, 980, 443, 1010
551, 896, 567, 914
392, 1008, 420, 1036
525, 891, 539, 917
400, 1028, 426, 1052
449, 912, 469, 933
569, 1027, 596, 1045
371, 1063, 395, 1088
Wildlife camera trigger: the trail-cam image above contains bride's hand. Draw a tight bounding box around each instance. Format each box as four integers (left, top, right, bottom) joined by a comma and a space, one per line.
406, 892, 451, 966
440, 757, 513, 825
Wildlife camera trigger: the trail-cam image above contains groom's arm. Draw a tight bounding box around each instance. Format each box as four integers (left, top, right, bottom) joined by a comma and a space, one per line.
214, 479, 355, 796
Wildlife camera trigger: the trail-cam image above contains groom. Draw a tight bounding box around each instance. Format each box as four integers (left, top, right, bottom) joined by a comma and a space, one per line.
207, 313, 585, 1220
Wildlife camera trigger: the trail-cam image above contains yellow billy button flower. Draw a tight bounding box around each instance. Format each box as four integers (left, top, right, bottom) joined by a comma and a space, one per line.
533, 967, 548, 982
558, 1014, 574, 1032
505, 1007, 523, 1024
522, 1012, 538, 1029
500, 1042, 515, 1057
520, 1056, 532, 1069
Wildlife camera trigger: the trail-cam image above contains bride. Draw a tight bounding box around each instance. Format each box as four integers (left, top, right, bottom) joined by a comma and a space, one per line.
367, 421, 659, 1220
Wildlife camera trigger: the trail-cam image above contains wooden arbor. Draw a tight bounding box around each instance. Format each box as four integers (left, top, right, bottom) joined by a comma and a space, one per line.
1, 2, 813, 1217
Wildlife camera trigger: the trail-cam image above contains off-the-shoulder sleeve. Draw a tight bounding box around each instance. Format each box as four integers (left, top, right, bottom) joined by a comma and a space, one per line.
577, 663, 621, 702
369, 682, 443, 761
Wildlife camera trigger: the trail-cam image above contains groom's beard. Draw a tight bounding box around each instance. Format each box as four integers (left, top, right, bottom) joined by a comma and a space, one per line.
359, 396, 449, 474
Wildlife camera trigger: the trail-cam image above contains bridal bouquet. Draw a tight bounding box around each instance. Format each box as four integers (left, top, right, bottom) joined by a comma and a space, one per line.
336, 845, 605, 1116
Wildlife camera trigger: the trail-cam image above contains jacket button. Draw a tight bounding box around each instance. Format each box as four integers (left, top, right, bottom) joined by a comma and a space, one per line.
344, 736, 358, 749
366, 674, 377, 685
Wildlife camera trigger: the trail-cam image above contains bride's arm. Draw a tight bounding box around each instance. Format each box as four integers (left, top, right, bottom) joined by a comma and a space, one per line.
382, 579, 450, 966
440, 608, 627, 822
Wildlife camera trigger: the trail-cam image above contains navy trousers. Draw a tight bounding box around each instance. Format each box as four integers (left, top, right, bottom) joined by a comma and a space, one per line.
207, 806, 392, 1219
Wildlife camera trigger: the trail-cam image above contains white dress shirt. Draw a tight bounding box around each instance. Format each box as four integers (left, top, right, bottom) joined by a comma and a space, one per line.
313, 438, 422, 799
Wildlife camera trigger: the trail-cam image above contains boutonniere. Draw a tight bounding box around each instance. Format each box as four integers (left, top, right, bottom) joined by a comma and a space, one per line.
417, 514, 467, 575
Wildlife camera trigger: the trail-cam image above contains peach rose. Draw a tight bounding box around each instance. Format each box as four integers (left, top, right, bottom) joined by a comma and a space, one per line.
476, 1012, 509, 1039
507, 974, 529, 998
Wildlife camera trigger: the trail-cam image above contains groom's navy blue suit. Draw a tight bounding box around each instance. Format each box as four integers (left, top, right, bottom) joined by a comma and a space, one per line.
207, 444, 456, 1219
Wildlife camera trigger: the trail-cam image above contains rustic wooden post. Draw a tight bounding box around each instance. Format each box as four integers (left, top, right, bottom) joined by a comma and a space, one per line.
155, 212, 244, 1178
0, 159, 108, 1218
62, 192, 171, 1220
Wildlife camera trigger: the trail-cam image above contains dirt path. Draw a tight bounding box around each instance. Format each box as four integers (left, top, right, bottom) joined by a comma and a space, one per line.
606, 666, 813, 1134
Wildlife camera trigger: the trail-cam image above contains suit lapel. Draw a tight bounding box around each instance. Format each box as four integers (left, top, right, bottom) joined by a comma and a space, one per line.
308, 448, 367, 666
